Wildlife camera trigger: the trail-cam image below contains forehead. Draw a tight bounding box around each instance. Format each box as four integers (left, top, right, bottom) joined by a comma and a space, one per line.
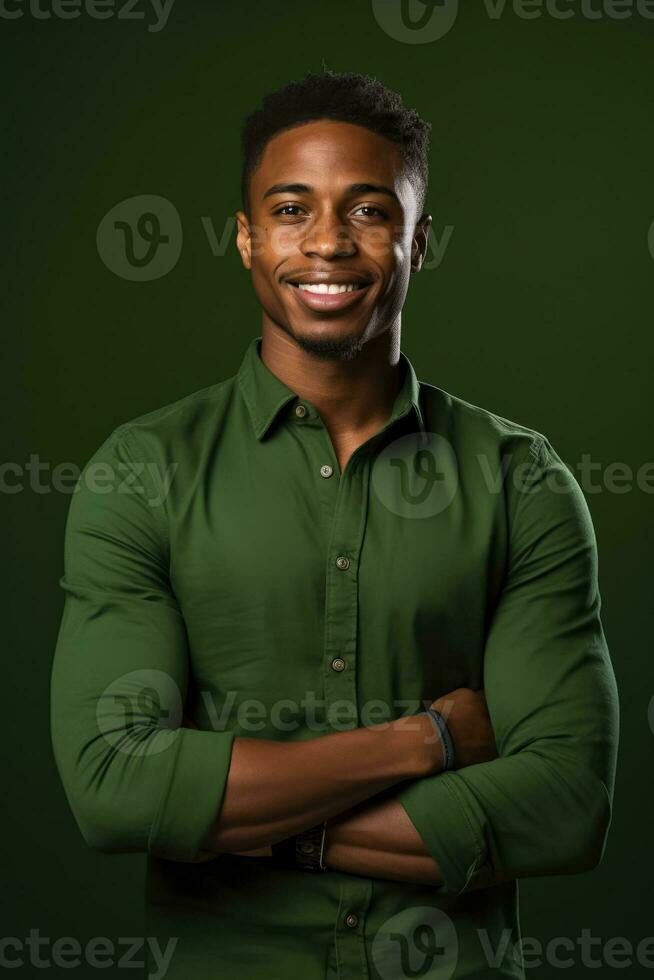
252, 119, 413, 207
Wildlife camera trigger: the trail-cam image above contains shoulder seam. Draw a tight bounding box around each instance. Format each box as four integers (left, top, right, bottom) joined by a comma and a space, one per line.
418, 381, 547, 441
113, 377, 235, 435
529, 433, 546, 464
509, 433, 547, 531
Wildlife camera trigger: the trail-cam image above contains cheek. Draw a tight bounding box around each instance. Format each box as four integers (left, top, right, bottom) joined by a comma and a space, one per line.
386, 239, 413, 293
358, 228, 406, 275
248, 218, 298, 267
392, 239, 407, 266
357, 227, 394, 268
378, 252, 412, 308
265, 223, 303, 260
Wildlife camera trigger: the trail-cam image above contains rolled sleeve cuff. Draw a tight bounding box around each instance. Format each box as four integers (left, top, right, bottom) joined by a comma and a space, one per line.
397, 771, 487, 895
148, 727, 236, 862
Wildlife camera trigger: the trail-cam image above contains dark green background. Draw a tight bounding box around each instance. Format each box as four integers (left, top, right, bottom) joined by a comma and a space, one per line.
3, 1, 653, 976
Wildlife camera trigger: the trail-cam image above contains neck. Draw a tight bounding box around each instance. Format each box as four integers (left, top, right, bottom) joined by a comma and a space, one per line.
259, 321, 403, 441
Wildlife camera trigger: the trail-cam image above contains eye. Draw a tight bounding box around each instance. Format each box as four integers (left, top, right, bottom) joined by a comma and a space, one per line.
352, 205, 387, 219
274, 204, 305, 216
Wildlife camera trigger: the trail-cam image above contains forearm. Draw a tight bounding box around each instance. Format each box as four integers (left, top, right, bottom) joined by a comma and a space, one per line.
324, 793, 445, 887
202, 713, 442, 854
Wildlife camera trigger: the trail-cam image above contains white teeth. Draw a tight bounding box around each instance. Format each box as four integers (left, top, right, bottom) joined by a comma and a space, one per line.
297, 282, 360, 294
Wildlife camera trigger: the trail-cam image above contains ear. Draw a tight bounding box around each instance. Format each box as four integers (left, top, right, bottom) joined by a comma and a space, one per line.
410, 213, 433, 274
235, 210, 253, 271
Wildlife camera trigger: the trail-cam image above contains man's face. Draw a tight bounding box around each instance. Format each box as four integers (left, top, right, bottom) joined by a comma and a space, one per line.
236, 119, 431, 360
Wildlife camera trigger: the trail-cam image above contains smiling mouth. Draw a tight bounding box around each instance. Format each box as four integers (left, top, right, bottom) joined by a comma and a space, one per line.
286, 281, 369, 294
285, 279, 372, 313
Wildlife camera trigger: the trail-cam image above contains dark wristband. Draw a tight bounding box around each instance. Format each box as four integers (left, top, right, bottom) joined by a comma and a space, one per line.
271, 821, 327, 872
295, 821, 327, 871
424, 707, 456, 771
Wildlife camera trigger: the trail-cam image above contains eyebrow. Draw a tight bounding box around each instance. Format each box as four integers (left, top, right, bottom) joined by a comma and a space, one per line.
262, 182, 400, 203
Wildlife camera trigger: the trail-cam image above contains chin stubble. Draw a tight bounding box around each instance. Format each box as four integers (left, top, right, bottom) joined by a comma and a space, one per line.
292, 331, 365, 363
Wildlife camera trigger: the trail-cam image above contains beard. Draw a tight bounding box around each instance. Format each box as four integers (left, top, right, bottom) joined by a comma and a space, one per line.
294, 333, 364, 361
283, 320, 367, 362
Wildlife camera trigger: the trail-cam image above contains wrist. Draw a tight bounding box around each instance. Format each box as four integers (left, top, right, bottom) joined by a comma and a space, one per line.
388, 712, 445, 778
424, 708, 456, 771
296, 821, 327, 871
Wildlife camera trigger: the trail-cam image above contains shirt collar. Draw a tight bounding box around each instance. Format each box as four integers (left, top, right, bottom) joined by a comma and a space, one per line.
237, 335, 426, 441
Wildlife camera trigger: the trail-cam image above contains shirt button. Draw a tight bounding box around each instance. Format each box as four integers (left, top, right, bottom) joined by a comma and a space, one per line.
335, 556, 350, 570
295, 404, 307, 418
331, 657, 346, 672
320, 464, 334, 478
345, 913, 359, 929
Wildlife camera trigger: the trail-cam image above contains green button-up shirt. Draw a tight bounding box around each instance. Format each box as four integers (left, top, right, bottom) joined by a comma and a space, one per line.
50, 336, 619, 980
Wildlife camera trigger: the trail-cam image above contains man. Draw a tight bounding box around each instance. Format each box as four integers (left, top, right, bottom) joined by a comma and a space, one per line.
50, 70, 619, 979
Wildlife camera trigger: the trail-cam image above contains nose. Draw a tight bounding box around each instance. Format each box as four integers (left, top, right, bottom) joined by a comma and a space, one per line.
301, 211, 356, 260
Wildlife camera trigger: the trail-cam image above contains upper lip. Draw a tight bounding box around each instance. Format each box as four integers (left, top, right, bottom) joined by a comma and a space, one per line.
284, 271, 372, 286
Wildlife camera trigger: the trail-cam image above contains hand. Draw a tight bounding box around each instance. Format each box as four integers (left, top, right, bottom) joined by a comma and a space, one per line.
429, 687, 498, 769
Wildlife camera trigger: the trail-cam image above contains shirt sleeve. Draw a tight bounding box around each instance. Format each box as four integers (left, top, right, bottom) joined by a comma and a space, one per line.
396, 434, 620, 895
49, 424, 236, 861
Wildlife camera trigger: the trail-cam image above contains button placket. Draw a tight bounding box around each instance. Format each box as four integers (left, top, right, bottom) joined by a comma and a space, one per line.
322, 453, 371, 731
301, 417, 340, 546
333, 877, 373, 979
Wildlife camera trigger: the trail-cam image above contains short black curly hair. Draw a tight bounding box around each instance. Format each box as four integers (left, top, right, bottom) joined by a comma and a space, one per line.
240, 70, 431, 222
